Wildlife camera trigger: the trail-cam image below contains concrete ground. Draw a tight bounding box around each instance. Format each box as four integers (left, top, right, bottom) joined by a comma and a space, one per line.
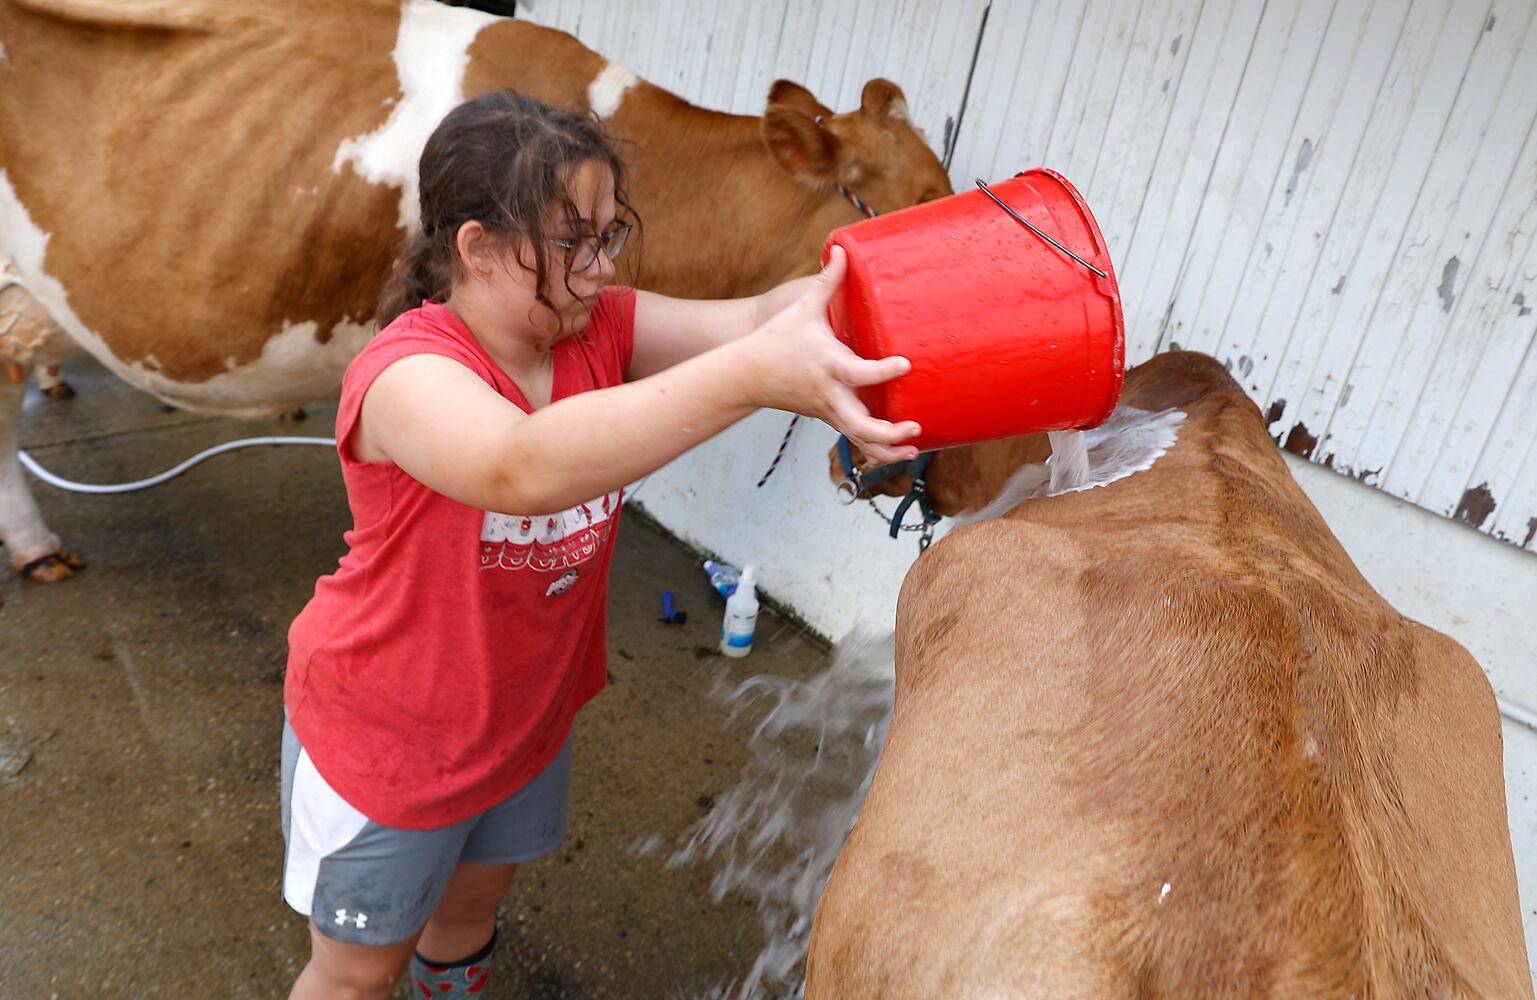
0, 358, 832, 998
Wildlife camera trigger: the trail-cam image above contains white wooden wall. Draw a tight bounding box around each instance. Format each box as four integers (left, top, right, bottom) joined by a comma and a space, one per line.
517, 0, 1537, 552
517, 0, 991, 165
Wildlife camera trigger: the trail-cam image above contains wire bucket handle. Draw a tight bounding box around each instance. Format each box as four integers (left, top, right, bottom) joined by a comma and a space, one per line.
974, 178, 1107, 279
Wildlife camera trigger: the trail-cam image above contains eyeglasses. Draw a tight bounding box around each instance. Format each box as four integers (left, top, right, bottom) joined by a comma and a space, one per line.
548, 222, 632, 274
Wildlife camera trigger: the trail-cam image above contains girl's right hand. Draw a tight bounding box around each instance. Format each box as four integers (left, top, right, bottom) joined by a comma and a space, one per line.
739, 246, 922, 467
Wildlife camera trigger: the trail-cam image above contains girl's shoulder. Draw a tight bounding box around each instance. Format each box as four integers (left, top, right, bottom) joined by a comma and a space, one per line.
350, 302, 496, 387
334, 303, 501, 463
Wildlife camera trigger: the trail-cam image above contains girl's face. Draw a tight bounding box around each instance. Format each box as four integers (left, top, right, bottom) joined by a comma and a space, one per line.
500, 159, 621, 339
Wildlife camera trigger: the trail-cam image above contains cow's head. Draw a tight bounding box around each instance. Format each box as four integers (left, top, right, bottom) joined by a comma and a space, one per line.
761, 79, 952, 218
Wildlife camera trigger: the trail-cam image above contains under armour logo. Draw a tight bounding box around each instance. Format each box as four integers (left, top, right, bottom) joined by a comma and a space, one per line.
334, 909, 368, 929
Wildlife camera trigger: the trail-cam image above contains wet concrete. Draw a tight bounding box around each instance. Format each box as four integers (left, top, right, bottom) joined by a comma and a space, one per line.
1, 357, 831, 998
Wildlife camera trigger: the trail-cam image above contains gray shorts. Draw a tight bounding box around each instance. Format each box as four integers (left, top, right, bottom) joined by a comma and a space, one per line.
280, 718, 572, 945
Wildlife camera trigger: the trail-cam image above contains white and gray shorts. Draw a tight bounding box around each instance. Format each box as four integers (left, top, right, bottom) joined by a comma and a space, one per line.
279, 718, 572, 945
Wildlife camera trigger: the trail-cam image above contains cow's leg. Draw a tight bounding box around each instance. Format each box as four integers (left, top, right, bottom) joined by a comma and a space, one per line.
34, 363, 75, 400
0, 265, 85, 582
0, 378, 83, 581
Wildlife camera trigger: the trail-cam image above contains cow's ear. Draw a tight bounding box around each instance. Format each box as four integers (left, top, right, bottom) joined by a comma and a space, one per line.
860, 78, 909, 122
762, 106, 838, 184
766, 79, 833, 120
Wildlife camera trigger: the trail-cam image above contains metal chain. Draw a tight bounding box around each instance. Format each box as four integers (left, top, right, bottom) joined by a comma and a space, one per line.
863, 498, 937, 552
864, 498, 927, 531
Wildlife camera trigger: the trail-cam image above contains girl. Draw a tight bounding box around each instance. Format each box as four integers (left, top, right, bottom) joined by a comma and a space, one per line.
280, 90, 918, 999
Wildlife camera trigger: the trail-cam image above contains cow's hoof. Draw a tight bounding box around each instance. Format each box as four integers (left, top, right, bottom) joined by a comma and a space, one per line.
18, 549, 86, 583
281, 407, 307, 422
43, 381, 76, 400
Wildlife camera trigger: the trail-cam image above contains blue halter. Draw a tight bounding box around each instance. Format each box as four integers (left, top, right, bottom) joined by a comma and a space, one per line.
836, 436, 941, 542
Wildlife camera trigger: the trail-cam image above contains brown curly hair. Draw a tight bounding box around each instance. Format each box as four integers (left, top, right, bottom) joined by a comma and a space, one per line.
376, 89, 638, 326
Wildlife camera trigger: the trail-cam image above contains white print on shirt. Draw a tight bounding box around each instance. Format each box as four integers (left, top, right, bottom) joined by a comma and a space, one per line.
546, 569, 581, 597
479, 489, 622, 575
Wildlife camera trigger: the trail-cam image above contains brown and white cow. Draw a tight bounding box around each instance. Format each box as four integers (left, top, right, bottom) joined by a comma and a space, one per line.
811, 351, 1531, 997
0, 0, 951, 583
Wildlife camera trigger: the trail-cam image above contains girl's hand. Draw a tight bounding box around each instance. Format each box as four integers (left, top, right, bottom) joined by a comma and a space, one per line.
741, 246, 922, 466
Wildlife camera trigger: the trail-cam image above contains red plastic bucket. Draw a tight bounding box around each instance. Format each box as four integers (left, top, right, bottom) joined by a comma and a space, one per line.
823, 169, 1125, 451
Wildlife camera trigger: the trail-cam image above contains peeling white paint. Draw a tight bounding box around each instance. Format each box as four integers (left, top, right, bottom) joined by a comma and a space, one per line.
331, 0, 501, 231
587, 61, 639, 119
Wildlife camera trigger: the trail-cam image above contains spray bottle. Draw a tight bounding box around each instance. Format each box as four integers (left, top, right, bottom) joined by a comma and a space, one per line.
720, 564, 759, 658
703, 559, 740, 599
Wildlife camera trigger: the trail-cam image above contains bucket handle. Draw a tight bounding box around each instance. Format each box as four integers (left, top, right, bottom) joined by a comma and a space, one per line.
974, 179, 1108, 279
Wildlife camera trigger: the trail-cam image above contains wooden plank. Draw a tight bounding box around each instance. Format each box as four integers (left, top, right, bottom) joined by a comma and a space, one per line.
832, 0, 877, 107
888, 0, 949, 153
1219, 0, 1387, 404
945, 0, 1043, 184
1322, 0, 1527, 483
1115, 0, 1260, 361
728, 3, 764, 114
1424, 183, 1537, 532
1423, 205, 1537, 533
1005, 0, 1093, 177
1088, 0, 1198, 267
1050, 0, 1150, 189
906, 0, 988, 169
597, 3, 640, 71
1261, 0, 1454, 457
672, 0, 714, 103
773, 0, 825, 103
1033, 0, 1100, 176
1254, 0, 1432, 445
726, 4, 781, 114
800, 0, 862, 110
1166, 0, 1336, 359
1483, 329, 1537, 549
1393, 10, 1537, 515
1174, 0, 1346, 359
885, 0, 948, 151
865, 0, 922, 118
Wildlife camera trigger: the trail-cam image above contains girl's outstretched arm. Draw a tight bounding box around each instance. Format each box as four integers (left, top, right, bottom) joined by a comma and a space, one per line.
355, 248, 919, 515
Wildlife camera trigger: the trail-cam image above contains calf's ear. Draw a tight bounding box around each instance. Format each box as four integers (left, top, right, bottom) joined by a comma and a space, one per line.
766, 79, 834, 120
860, 78, 909, 122
762, 105, 839, 184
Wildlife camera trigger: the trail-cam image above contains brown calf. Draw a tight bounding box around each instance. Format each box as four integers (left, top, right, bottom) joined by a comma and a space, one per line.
811, 352, 1529, 997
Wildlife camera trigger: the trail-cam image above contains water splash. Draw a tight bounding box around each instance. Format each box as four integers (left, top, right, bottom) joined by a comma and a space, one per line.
1046, 428, 1091, 491
955, 406, 1186, 526
662, 627, 898, 999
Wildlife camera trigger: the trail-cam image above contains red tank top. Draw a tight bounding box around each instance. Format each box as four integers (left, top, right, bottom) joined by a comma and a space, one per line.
286, 289, 635, 829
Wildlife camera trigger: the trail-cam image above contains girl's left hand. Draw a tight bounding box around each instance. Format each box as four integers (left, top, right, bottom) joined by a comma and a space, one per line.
738, 246, 922, 466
